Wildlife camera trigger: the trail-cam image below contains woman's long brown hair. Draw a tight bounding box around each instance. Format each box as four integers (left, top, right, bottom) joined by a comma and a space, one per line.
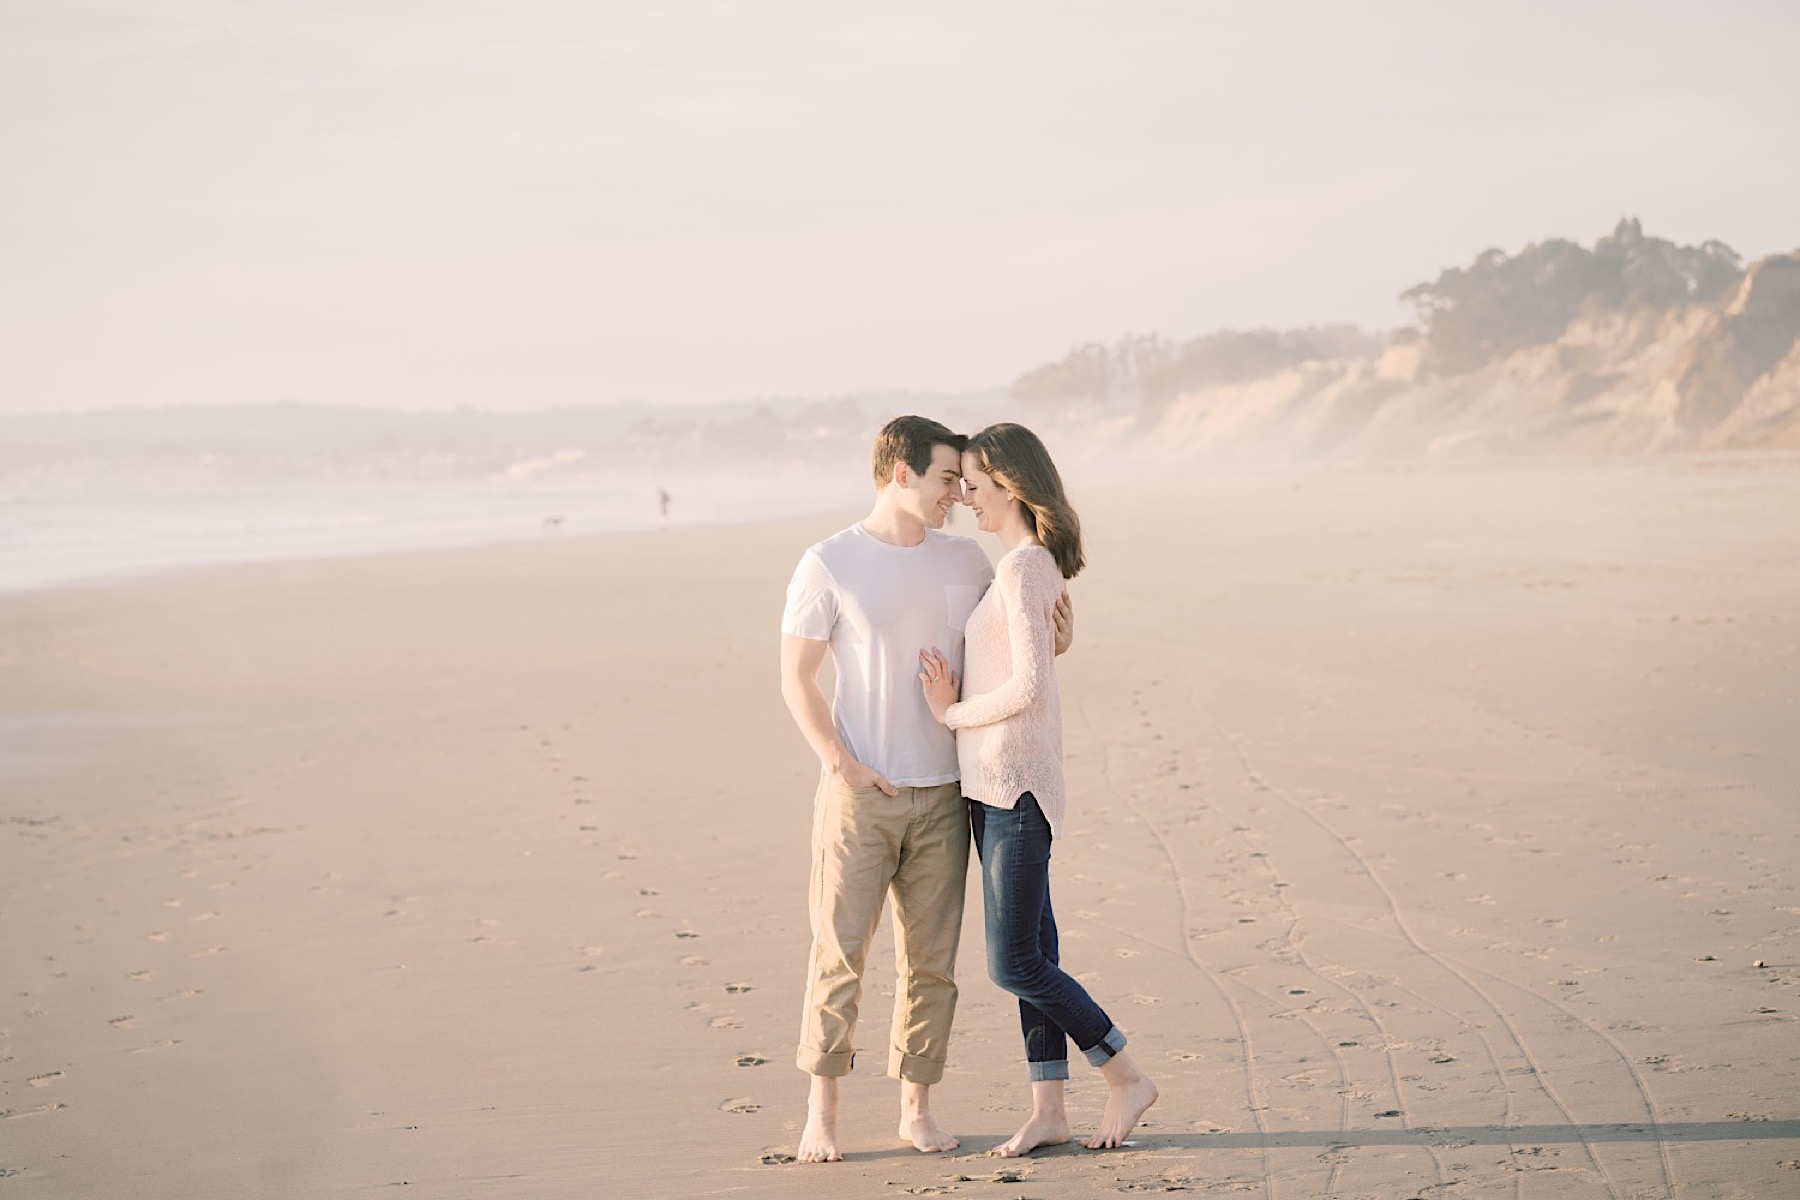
965, 423, 1085, 580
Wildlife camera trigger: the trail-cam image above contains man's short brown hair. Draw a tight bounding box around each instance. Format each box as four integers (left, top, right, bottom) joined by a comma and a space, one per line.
871, 415, 966, 487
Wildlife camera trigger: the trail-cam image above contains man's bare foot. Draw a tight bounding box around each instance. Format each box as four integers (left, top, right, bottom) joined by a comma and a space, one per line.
993, 1111, 1071, 1157
798, 1075, 842, 1163
1085, 1054, 1158, 1150
899, 1111, 959, 1153
898, 1080, 959, 1153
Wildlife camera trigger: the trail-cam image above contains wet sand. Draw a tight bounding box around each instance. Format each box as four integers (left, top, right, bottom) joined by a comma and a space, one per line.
2, 459, 1797, 1198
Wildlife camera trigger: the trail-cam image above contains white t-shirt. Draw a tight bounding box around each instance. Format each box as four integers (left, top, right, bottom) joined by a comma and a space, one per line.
782, 524, 994, 787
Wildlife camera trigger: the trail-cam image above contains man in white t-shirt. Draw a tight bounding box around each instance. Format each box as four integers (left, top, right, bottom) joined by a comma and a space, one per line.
779, 415, 1070, 1163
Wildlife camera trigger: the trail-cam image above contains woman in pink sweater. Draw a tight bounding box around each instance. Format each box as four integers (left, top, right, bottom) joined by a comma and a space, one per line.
919, 423, 1158, 1157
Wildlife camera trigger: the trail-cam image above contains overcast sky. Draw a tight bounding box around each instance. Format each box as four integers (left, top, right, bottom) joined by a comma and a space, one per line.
3, 0, 1796, 412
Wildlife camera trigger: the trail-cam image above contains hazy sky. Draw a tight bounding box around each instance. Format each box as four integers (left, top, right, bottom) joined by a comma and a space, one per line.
4, 0, 1797, 413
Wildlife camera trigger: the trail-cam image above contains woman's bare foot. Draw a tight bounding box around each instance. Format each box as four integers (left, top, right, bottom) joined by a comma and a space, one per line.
1085, 1051, 1158, 1150
994, 1112, 1071, 1157
798, 1075, 842, 1163
992, 1078, 1070, 1157
898, 1080, 959, 1153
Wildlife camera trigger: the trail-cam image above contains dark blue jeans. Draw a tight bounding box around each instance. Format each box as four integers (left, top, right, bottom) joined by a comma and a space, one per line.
969, 792, 1125, 1081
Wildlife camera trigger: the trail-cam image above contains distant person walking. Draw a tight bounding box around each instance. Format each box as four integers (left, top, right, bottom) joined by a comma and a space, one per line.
657, 486, 671, 529
919, 422, 1158, 1157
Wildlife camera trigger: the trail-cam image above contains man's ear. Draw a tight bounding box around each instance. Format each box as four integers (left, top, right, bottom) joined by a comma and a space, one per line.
890, 459, 913, 488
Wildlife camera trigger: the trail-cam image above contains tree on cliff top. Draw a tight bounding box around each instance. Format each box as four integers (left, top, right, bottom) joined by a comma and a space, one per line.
1401, 218, 1743, 375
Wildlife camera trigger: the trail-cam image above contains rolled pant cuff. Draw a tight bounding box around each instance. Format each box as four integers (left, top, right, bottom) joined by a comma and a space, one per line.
798, 1047, 855, 1077
1081, 1026, 1127, 1068
889, 1048, 946, 1085
1028, 1059, 1071, 1082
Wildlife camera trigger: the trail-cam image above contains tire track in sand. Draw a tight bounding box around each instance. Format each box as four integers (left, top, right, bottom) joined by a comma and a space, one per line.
1073, 685, 1275, 1199
1202, 702, 1673, 1200
1077, 683, 1451, 1200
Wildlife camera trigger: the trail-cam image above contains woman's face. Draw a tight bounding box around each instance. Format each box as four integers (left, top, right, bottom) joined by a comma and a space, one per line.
959, 454, 1017, 535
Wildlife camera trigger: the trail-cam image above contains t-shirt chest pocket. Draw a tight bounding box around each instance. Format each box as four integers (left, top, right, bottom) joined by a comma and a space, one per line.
944, 584, 982, 632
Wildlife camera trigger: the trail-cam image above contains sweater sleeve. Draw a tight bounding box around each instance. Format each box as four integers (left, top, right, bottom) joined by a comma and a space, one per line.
945, 550, 1058, 731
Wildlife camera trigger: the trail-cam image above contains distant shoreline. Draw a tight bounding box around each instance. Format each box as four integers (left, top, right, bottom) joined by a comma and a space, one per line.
0, 472, 864, 595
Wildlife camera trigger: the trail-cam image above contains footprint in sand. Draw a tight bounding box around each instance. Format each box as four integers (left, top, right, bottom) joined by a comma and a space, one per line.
675, 930, 700, 939
190, 911, 218, 923
129, 1040, 180, 1055
2, 1103, 67, 1120
189, 946, 225, 958
736, 1055, 767, 1067
720, 1098, 761, 1114
109, 1015, 137, 1029
710, 1016, 744, 1030
158, 989, 202, 1002
634, 909, 661, 919
725, 983, 753, 994
680, 956, 708, 967
146, 931, 170, 942
128, 970, 153, 982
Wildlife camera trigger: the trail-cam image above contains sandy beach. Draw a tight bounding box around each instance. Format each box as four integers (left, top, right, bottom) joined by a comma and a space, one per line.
3, 459, 1798, 1199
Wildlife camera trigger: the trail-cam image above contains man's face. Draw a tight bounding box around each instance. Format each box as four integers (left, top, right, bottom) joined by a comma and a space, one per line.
907, 443, 964, 529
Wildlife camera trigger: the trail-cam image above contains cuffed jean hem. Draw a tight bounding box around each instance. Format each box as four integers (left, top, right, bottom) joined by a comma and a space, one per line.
1080, 1026, 1127, 1068
797, 1047, 855, 1077
889, 1048, 947, 1085
1028, 1059, 1071, 1083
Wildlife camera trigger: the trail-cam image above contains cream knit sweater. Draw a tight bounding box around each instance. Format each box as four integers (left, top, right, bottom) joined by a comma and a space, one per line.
945, 544, 1068, 837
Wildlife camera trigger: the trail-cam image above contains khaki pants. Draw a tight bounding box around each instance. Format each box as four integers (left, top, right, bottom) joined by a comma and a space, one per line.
797, 777, 969, 1084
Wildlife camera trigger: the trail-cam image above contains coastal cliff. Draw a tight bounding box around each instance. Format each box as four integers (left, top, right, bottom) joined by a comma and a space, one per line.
1017, 221, 1800, 462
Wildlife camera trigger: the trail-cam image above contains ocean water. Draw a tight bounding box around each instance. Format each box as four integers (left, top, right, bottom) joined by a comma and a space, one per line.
0, 469, 860, 593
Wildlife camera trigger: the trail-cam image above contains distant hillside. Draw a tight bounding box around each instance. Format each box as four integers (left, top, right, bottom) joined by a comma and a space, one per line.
1012, 219, 1800, 460
8, 220, 1794, 488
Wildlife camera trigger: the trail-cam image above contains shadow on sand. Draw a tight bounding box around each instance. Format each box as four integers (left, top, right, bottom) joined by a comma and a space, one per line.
797, 1120, 1800, 1166
1080, 1120, 1800, 1152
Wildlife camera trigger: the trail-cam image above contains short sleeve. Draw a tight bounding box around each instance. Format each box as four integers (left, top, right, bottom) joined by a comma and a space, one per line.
780, 549, 838, 641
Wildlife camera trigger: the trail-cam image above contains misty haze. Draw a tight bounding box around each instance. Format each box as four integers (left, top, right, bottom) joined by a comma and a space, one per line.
2, 4, 1797, 1198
